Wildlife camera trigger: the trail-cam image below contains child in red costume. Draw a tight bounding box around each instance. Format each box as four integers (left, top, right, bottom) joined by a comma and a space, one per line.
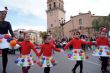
15, 33, 39, 73
38, 34, 61, 73
64, 31, 92, 73
93, 27, 110, 73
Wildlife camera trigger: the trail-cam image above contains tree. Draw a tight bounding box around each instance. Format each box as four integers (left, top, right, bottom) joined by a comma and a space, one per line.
92, 14, 110, 31
92, 19, 100, 31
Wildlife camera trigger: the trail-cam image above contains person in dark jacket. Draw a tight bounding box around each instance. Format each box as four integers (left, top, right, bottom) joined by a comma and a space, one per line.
0, 7, 15, 73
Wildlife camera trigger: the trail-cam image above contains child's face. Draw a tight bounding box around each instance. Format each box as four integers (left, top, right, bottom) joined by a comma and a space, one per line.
24, 34, 30, 41
44, 36, 51, 43
74, 33, 80, 38
100, 32, 107, 38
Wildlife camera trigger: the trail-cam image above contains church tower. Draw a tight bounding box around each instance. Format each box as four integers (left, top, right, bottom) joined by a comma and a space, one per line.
46, 0, 65, 33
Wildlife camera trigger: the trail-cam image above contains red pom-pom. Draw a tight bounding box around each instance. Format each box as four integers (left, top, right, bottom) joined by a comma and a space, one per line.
33, 60, 36, 63
79, 53, 82, 56
51, 60, 55, 63
4, 34, 10, 39
99, 49, 103, 52
86, 56, 89, 59
27, 59, 31, 62
37, 61, 42, 67
106, 52, 110, 55
68, 54, 71, 58
74, 50, 77, 53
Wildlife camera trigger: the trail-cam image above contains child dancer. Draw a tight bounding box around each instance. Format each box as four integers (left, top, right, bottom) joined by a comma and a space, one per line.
15, 33, 38, 73
92, 27, 110, 73
64, 30, 92, 73
38, 34, 61, 73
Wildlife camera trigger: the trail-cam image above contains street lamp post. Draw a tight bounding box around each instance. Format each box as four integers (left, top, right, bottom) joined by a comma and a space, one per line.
59, 18, 65, 38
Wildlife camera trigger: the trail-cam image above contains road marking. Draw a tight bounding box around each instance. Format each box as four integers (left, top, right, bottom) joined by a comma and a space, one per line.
86, 60, 100, 66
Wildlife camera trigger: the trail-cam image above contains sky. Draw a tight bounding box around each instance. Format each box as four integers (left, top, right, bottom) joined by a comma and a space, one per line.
0, 0, 110, 31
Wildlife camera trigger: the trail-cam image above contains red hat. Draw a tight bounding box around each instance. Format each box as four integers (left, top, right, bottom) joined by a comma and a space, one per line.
99, 27, 108, 33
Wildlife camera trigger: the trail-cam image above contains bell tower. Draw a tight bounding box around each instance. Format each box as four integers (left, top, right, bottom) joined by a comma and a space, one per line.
46, 0, 65, 32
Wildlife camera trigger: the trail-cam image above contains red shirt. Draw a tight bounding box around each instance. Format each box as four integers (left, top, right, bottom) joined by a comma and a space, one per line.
64, 38, 92, 50
18, 41, 38, 56
39, 43, 61, 57
96, 37, 109, 47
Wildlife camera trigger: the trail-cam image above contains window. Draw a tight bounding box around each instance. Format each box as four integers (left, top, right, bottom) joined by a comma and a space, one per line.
49, 4, 51, 9
54, 2, 56, 7
59, 3, 60, 7
79, 18, 83, 25
51, 24, 53, 27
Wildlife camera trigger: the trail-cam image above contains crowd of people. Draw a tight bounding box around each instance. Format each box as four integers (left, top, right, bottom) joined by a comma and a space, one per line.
0, 7, 110, 73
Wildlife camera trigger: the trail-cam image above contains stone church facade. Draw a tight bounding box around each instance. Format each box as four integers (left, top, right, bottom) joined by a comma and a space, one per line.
46, 0, 103, 39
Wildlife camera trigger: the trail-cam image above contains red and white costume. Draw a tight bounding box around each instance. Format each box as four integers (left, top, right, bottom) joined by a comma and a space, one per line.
92, 37, 110, 57
37, 43, 61, 67
64, 38, 92, 61
15, 41, 38, 67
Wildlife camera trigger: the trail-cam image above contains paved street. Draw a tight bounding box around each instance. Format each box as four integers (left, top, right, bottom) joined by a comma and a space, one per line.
0, 49, 110, 73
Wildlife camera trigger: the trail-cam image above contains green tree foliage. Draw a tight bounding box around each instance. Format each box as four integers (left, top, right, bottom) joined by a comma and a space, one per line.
92, 14, 110, 31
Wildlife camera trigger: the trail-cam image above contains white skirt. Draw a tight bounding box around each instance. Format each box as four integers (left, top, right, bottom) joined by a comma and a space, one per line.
0, 34, 20, 49
0, 38, 10, 49
15, 55, 36, 67
66, 49, 89, 61
92, 46, 110, 57
37, 56, 57, 67
9, 44, 21, 49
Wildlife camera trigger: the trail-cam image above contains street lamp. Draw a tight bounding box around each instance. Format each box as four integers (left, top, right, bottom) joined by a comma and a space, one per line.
59, 18, 65, 38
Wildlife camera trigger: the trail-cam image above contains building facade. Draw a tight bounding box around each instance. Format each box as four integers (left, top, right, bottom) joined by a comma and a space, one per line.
46, 0, 65, 39
64, 11, 100, 38
46, 0, 102, 39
